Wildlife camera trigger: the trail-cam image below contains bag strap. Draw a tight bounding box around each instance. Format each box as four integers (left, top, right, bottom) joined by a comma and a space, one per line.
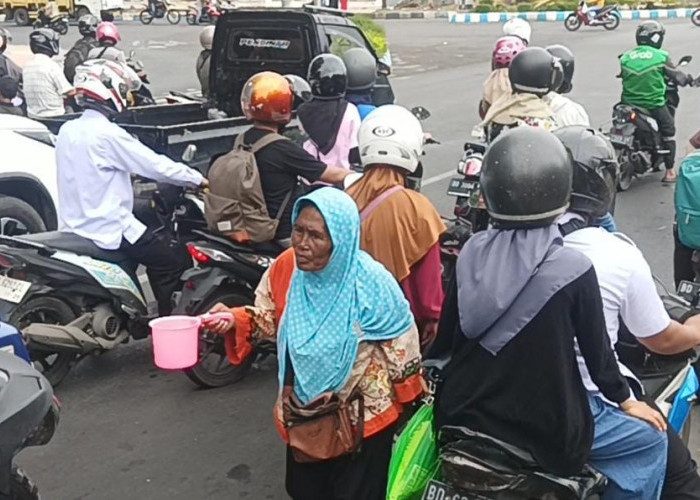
360, 185, 404, 222
274, 188, 294, 221
233, 132, 286, 152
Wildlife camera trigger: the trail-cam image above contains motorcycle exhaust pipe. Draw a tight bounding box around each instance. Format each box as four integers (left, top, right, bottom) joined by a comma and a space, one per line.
23, 314, 128, 355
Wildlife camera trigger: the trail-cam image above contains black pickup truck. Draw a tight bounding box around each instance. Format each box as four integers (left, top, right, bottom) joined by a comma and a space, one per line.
41, 6, 395, 173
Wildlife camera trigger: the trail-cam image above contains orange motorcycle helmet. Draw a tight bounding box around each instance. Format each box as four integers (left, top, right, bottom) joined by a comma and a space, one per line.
241, 71, 294, 124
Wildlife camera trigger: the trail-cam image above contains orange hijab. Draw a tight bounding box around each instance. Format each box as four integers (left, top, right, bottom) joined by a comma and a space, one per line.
346, 166, 445, 282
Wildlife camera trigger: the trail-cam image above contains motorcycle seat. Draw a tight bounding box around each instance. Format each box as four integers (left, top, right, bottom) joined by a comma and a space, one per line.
16, 232, 131, 265
615, 102, 652, 116
191, 230, 283, 257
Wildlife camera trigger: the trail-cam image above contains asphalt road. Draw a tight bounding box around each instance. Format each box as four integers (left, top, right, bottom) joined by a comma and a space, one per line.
4, 17, 700, 499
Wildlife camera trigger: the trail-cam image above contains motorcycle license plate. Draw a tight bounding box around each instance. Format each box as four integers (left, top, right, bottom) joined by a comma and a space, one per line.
422, 479, 488, 500
0, 275, 31, 304
610, 134, 634, 147
448, 178, 479, 197
677, 280, 700, 303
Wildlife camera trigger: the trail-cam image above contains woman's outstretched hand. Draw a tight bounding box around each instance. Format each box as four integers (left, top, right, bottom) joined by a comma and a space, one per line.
202, 303, 236, 334
620, 400, 668, 432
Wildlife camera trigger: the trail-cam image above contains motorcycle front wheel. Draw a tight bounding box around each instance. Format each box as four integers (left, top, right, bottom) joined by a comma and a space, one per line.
10, 295, 78, 387
32, 20, 42, 29
166, 9, 181, 24
692, 8, 700, 26
603, 13, 620, 31
183, 288, 256, 388
564, 13, 581, 31
139, 9, 154, 24
186, 12, 197, 24
56, 21, 68, 35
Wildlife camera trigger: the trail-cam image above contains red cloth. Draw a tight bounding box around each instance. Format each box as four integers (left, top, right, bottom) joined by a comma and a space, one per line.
400, 243, 443, 325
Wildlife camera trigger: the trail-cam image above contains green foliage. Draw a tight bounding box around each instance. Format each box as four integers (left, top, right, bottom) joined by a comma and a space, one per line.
474, 4, 493, 11
516, 2, 533, 10
352, 15, 388, 58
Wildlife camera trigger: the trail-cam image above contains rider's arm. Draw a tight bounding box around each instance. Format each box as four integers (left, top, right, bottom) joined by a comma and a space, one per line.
664, 60, 693, 87
319, 166, 350, 186
618, 253, 700, 354
104, 126, 205, 187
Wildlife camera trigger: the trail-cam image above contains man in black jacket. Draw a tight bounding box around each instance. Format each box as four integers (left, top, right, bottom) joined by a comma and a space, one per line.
63, 15, 99, 83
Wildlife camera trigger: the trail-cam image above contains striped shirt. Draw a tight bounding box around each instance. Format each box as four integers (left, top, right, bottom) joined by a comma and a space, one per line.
23, 54, 73, 118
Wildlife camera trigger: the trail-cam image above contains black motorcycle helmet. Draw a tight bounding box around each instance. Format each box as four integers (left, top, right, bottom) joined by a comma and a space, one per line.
78, 14, 99, 38
481, 127, 572, 228
509, 47, 564, 97
636, 20, 665, 49
307, 53, 347, 100
546, 44, 574, 94
0, 27, 11, 55
554, 126, 619, 219
341, 47, 376, 93
29, 28, 59, 57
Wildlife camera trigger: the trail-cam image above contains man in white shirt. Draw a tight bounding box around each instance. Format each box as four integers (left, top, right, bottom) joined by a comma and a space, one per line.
56, 60, 207, 315
543, 45, 590, 128
23, 29, 74, 118
555, 126, 700, 499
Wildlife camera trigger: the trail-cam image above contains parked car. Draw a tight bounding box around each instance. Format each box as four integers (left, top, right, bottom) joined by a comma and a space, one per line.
0, 116, 58, 236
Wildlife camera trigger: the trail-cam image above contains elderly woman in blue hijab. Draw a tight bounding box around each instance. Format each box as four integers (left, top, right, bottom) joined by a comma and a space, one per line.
427, 127, 668, 499
206, 187, 423, 500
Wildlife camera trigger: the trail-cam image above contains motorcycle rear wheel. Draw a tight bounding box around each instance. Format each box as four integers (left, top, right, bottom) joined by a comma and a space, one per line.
56, 21, 68, 35
184, 289, 255, 388
692, 9, 700, 26
10, 296, 78, 387
9, 466, 39, 500
603, 13, 620, 31
139, 9, 154, 24
32, 20, 41, 29
616, 149, 634, 191
166, 9, 181, 24
186, 12, 197, 24
564, 13, 581, 31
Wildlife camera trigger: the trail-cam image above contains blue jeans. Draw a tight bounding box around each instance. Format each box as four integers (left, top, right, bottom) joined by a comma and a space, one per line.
596, 212, 617, 233
588, 395, 668, 500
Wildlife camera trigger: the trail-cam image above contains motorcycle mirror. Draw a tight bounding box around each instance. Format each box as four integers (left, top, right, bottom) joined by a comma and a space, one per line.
182, 144, 197, 163
679, 55, 692, 66
377, 61, 391, 77
411, 106, 431, 121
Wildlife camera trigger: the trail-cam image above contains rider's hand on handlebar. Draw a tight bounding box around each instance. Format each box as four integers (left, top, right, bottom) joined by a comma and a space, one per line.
203, 303, 236, 334
620, 400, 667, 432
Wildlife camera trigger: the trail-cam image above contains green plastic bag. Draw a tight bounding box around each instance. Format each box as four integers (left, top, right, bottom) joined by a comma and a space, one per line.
386, 404, 439, 500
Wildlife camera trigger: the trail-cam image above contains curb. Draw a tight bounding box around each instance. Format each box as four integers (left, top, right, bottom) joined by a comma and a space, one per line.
448, 7, 695, 22
371, 10, 449, 19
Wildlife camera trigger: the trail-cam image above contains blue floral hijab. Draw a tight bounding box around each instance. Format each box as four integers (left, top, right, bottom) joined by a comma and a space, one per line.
277, 188, 414, 405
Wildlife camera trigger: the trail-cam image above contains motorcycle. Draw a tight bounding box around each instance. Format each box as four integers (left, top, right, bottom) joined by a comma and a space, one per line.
422, 281, 698, 498
139, 1, 181, 24
608, 55, 695, 191
186, 1, 224, 25
564, 1, 620, 31
0, 176, 206, 387
172, 230, 281, 388
0, 350, 60, 500
32, 12, 69, 35
692, 8, 700, 26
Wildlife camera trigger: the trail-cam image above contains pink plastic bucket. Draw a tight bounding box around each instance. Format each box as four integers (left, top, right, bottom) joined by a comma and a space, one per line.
149, 316, 201, 370
149, 312, 233, 370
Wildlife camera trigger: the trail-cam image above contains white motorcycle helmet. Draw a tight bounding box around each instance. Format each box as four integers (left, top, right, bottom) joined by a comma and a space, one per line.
503, 17, 531, 45
358, 104, 424, 174
74, 60, 141, 116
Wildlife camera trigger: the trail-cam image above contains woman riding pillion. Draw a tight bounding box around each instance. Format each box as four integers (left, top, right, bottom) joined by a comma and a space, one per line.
342, 47, 378, 120
298, 54, 361, 170
346, 105, 445, 348
479, 47, 559, 143
205, 188, 423, 500
427, 127, 667, 499
480, 36, 526, 118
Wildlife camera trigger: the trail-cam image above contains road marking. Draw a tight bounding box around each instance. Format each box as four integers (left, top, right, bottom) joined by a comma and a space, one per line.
423, 170, 456, 187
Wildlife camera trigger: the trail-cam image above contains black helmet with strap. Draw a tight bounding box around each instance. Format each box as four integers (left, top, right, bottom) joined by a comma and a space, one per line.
546, 44, 575, 94
481, 127, 572, 228
307, 53, 347, 100
29, 28, 59, 57
509, 47, 564, 97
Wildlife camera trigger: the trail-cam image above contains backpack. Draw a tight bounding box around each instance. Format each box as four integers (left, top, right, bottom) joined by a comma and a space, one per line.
675, 150, 700, 249
204, 133, 291, 243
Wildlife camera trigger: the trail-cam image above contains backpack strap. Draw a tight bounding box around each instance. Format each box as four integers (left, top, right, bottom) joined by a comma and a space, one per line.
274, 189, 294, 221
360, 185, 404, 222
